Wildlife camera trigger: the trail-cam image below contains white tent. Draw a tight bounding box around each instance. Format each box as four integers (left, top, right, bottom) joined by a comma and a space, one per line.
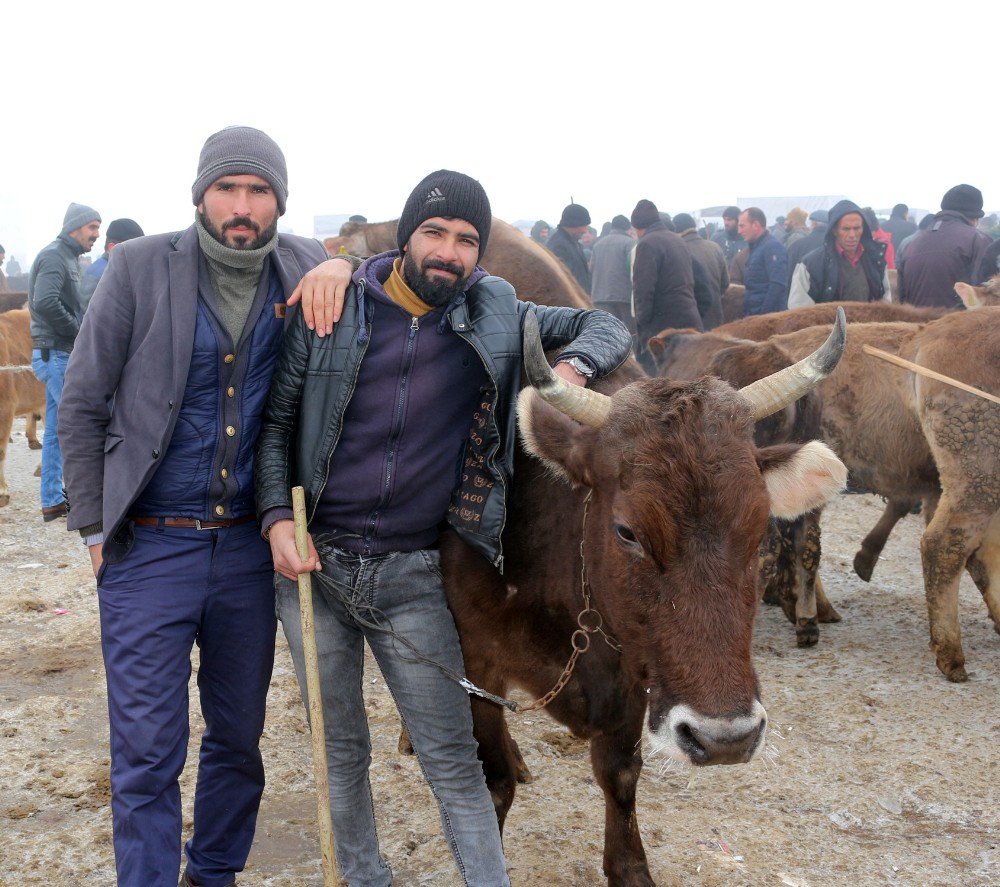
736, 195, 847, 225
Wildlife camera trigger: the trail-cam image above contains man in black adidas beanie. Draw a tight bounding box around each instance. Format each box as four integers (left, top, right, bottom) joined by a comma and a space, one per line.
256, 169, 632, 886
59, 124, 355, 887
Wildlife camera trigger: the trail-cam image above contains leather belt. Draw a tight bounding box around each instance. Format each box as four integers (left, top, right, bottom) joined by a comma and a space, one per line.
129, 515, 258, 530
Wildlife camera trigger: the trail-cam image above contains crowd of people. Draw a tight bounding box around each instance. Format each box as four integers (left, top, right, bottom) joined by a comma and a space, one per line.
526, 184, 996, 371
5, 134, 997, 885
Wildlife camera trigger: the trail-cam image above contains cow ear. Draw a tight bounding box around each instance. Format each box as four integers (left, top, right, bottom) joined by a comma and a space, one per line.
517, 389, 598, 486
953, 282, 981, 308
757, 441, 847, 518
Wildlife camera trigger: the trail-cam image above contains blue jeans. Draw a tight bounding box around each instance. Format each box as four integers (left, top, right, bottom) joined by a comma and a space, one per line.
276, 545, 509, 887
31, 348, 68, 508
99, 523, 276, 887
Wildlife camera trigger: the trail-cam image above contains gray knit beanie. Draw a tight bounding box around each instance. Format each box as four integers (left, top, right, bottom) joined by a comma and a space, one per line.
62, 203, 101, 235
396, 170, 492, 255
191, 126, 288, 215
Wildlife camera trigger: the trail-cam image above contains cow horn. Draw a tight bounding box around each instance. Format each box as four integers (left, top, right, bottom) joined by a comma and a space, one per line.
521, 311, 613, 427
739, 307, 847, 420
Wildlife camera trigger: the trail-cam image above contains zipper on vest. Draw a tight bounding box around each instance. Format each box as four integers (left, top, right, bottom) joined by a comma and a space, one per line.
310, 279, 371, 525
361, 314, 420, 555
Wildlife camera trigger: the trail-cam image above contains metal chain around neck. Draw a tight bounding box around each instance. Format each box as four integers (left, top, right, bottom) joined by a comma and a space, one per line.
517, 488, 621, 713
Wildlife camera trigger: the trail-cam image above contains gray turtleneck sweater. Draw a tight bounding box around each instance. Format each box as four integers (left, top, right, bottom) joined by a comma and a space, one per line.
195, 217, 278, 343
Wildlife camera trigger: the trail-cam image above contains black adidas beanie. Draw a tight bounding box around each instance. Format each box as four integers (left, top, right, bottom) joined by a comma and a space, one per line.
397, 170, 492, 255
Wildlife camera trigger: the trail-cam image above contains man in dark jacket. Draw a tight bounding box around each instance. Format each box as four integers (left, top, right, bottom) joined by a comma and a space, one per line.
590, 213, 635, 328
786, 210, 828, 273
882, 203, 917, 250
674, 212, 726, 329
78, 217, 145, 310
788, 200, 890, 308
255, 170, 631, 886
58, 126, 354, 887
545, 202, 593, 293
738, 207, 789, 316
712, 205, 745, 264
28, 202, 101, 521
898, 184, 992, 309
629, 199, 703, 372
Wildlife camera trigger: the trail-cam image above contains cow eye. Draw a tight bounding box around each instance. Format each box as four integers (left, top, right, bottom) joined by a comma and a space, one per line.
614, 523, 639, 547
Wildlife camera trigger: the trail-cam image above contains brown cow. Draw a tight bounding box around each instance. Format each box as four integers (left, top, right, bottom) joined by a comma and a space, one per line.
954, 275, 1000, 309
896, 307, 1000, 681
325, 218, 592, 309
440, 313, 847, 885
766, 318, 1000, 680
712, 302, 950, 583
715, 300, 949, 339
0, 310, 46, 506
0, 291, 28, 314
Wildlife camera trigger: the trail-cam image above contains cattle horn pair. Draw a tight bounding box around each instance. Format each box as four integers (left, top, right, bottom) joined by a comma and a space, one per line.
521, 307, 848, 426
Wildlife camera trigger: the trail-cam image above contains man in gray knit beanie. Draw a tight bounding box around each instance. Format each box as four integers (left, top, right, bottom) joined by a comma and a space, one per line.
27, 201, 102, 522
59, 125, 354, 887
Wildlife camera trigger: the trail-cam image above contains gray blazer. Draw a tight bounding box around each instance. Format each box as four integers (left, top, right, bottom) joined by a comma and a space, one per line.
59, 224, 328, 558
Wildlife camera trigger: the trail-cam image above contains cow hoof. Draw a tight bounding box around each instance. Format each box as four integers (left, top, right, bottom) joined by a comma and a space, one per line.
941, 663, 968, 683
33, 465, 41, 477
0, 494, 9, 508
796, 621, 819, 647
853, 550, 875, 582
761, 588, 782, 607
28, 440, 42, 450
818, 603, 842, 624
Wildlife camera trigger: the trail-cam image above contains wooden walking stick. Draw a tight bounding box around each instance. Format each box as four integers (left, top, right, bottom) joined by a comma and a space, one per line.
292, 485, 338, 885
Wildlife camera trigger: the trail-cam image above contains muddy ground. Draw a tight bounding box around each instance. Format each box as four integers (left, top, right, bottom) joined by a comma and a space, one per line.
0, 416, 997, 887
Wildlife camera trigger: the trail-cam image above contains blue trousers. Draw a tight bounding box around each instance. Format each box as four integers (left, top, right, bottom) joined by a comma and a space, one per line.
98, 523, 276, 887
276, 545, 510, 887
31, 348, 68, 508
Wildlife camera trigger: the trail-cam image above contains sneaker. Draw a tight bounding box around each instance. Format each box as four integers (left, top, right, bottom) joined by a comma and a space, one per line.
41, 502, 69, 522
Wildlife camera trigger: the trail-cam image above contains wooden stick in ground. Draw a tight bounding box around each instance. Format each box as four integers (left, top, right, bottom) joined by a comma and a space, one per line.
862, 345, 1000, 406
292, 485, 338, 885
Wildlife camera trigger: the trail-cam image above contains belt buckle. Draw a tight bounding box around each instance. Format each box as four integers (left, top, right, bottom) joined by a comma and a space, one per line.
194, 519, 212, 531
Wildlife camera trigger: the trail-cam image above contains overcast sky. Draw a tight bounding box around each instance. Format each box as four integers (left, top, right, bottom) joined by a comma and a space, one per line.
3, 1, 996, 266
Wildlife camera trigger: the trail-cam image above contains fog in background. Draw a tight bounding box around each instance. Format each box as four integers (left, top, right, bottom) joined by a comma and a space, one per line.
3, 0, 995, 266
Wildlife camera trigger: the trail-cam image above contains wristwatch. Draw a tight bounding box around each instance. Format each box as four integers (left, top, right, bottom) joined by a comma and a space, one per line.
559, 356, 595, 379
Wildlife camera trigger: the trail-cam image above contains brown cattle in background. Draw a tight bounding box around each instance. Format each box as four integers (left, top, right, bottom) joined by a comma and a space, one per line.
325, 218, 592, 309
0, 310, 45, 506
895, 307, 1000, 681
770, 317, 999, 681
954, 274, 1000, 308
0, 292, 28, 314
715, 300, 948, 340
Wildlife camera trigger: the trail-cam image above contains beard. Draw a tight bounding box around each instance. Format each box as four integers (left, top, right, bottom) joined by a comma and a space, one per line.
198, 210, 278, 251
402, 252, 471, 307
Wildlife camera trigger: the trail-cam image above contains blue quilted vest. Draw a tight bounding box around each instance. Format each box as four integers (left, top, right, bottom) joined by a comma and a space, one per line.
133, 261, 285, 520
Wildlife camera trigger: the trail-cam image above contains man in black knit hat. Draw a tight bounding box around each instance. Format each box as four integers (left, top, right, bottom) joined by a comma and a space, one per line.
59, 125, 355, 887
545, 201, 593, 293
897, 183, 992, 309
256, 169, 632, 886
78, 217, 146, 310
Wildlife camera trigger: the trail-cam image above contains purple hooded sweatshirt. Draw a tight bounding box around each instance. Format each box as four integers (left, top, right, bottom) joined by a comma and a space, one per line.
312, 252, 490, 554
